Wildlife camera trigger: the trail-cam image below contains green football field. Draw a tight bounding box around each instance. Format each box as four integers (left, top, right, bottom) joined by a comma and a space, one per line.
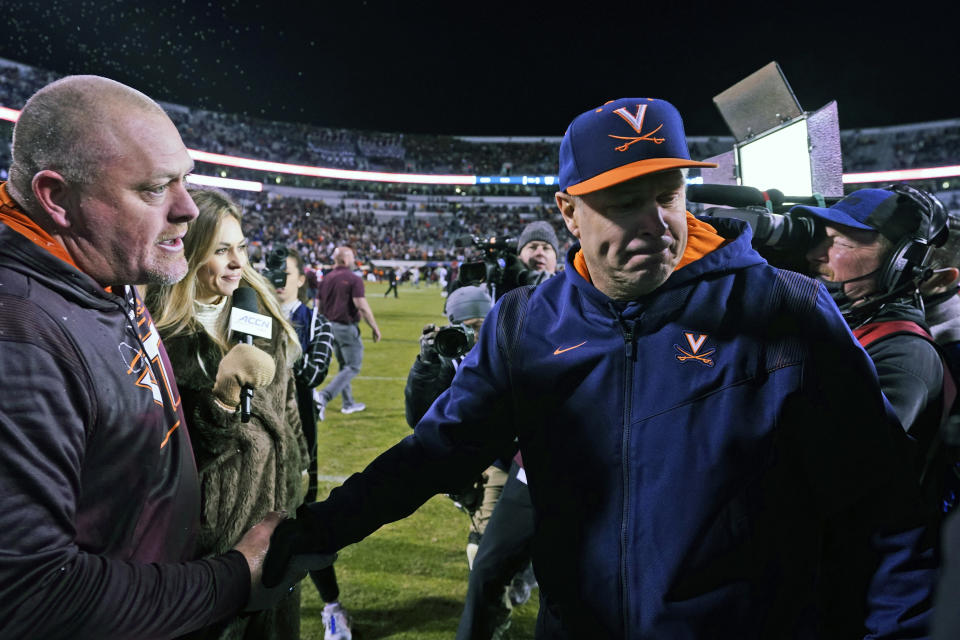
300, 281, 538, 639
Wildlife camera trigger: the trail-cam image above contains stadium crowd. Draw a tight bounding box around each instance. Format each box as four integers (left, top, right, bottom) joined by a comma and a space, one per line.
2, 57, 958, 181
237, 190, 566, 266
0, 56, 958, 275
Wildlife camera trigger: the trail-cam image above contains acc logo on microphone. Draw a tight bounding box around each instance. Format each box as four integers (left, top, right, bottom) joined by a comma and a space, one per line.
229, 308, 274, 339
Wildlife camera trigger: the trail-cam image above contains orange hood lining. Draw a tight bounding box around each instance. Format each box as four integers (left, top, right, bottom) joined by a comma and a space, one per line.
573, 212, 724, 284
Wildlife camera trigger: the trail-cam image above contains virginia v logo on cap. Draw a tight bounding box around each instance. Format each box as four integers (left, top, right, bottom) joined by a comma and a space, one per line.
559, 97, 717, 196
610, 103, 666, 151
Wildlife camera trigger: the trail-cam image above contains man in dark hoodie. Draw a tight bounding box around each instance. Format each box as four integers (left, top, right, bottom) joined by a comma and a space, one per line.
0, 75, 315, 640
269, 98, 937, 638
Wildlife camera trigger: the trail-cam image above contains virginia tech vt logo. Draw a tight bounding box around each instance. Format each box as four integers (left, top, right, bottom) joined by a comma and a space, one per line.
609, 103, 666, 152
674, 332, 716, 367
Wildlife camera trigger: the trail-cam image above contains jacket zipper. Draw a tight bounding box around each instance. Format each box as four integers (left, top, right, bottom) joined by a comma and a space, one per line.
617, 313, 638, 636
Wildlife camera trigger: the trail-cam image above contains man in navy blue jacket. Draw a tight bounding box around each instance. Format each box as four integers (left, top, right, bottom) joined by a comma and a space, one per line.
269, 98, 937, 638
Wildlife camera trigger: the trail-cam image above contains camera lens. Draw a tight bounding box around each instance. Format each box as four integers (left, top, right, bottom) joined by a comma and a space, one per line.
435, 326, 469, 358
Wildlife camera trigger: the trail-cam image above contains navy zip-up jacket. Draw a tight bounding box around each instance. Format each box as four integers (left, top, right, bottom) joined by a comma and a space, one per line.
301, 217, 936, 638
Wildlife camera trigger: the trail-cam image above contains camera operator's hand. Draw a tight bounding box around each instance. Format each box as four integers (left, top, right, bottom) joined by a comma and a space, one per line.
500, 253, 528, 290
213, 343, 276, 410
419, 323, 440, 363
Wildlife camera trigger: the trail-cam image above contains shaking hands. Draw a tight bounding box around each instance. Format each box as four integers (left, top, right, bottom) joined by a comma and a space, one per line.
234, 511, 336, 612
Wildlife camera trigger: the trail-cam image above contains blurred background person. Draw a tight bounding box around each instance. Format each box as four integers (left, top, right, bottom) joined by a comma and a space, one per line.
404, 285, 493, 428
274, 246, 353, 640
384, 266, 399, 298
274, 247, 334, 502
922, 211, 960, 384
516, 220, 559, 278
405, 286, 498, 562
146, 188, 310, 640
315, 245, 381, 417
927, 215, 960, 640
457, 220, 560, 639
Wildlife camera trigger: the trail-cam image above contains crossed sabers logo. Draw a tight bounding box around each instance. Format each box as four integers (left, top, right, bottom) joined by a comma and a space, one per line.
674, 332, 715, 367
609, 103, 665, 152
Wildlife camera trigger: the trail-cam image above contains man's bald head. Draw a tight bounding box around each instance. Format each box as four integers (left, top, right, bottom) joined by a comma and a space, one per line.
8, 75, 170, 214
332, 246, 355, 267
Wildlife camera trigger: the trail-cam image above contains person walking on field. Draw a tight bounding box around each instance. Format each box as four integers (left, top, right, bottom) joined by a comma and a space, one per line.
315, 246, 381, 417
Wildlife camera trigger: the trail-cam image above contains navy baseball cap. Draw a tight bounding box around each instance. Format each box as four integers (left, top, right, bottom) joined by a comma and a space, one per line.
790, 188, 921, 242
559, 98, 718, 195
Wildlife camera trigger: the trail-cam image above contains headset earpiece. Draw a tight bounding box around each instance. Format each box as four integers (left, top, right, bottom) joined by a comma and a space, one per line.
874, 184, 947, 294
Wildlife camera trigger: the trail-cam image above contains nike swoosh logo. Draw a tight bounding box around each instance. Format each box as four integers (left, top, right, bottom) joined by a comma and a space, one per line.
553, 341, 587, 355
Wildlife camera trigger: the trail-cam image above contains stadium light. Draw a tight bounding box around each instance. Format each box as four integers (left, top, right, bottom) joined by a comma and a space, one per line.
0, 104, 957, 187
0, 106, 19, 122
842, 166, 960, 184
187, 150, 476, 186
186, 173, 262, 192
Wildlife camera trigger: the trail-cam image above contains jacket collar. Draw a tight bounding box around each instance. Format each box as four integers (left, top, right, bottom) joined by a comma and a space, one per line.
0, 223, 125, 311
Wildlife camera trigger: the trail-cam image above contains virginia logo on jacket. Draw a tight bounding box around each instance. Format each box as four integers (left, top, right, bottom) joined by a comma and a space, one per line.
674, 332, 716, 367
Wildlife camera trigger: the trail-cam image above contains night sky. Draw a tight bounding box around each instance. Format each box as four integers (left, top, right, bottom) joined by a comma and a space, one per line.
0, 0, 957, 137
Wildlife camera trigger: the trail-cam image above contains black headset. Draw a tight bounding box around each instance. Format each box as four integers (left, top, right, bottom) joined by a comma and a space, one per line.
873, 183, 949, 295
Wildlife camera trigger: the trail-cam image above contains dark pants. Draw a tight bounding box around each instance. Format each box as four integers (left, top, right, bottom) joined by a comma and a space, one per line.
296, 380, 318, 502
385, 280, 398, 297
456, 462, 535, 640
295, 379, 341, 604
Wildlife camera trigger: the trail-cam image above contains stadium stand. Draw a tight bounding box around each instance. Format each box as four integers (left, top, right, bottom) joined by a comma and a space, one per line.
0, 56, 957, 272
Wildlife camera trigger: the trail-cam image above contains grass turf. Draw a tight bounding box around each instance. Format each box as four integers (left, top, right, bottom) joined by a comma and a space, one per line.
300, 281, 538, 639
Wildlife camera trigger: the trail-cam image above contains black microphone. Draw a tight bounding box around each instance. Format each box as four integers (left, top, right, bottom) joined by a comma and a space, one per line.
228, 287, 272, 423
686, 184, 784, 208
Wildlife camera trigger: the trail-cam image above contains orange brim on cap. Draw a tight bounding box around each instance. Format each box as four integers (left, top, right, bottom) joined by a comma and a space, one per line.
566, 158, 719, 196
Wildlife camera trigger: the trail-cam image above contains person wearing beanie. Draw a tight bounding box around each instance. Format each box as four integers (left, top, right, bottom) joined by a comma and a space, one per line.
403, 285, 492, 429
402, 284, 498, 580
457, 222, 563, 637
517, 220, 560, 276
270, 98, 934, 638
444, 284, 494, 325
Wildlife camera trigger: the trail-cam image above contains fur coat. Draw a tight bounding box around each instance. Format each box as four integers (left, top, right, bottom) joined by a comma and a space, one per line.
162, 318, 308, 640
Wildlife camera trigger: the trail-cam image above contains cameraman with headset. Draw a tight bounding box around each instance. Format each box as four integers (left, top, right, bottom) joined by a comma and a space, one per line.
793, 185, 952, 637
798, 186, 950, 465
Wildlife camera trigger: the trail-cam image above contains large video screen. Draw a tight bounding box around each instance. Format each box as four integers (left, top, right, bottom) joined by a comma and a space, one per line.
737, 118, 813, 197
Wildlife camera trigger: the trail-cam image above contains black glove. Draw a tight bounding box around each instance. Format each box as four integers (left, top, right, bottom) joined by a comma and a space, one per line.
500, 253, 528, 290
262, 511, 331, 588
247, 550, 337, 611
447, 475, 485, 515
419, 323, 440, 363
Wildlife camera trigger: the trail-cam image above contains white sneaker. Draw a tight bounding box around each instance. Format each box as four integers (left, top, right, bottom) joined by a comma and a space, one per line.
340, 402, 366, 415
322, 603, 352, 640
314, 390, 326, 421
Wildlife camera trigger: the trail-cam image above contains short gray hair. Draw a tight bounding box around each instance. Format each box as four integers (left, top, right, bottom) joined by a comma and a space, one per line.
8, 75, 166, 214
